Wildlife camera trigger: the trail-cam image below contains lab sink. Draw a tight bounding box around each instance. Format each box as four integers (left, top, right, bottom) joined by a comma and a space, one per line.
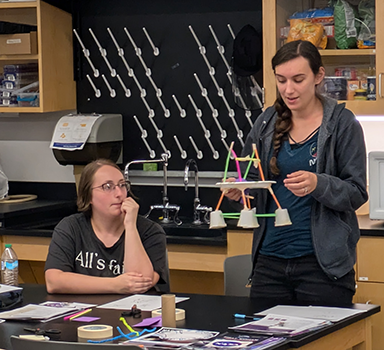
157, 218, 227, 246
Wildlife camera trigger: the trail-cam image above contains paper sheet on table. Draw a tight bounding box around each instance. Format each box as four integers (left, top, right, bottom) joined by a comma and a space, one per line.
0, 284, 22, 294
40, 301, 97, 309
50, 115, 100, 151
256, 305, 366, 322
0, 304, 78, 321
97, 294, 189, 311
133, 316, 162, 327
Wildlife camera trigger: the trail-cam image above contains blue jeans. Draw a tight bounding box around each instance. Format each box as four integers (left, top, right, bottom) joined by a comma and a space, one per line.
250, 254, 355, 306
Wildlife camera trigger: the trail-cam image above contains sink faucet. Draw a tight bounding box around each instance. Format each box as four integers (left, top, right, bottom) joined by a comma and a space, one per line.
184, 159, 212, 225
124, 153, 182, 225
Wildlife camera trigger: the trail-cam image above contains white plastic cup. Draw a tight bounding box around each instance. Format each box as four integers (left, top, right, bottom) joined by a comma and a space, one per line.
238, 208, 259, 228
275, 208, 292, 227
209, 210, 227, 229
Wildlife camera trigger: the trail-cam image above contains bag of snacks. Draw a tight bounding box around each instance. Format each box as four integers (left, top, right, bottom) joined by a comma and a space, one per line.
333, 0, 359, 49
287, 19, 327, 49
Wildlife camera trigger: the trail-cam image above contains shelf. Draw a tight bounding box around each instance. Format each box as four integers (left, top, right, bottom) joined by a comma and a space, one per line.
0, 1, 37, 9
0, 54, 38, 61
0, 106, 40, 113
319, 49, 375, 56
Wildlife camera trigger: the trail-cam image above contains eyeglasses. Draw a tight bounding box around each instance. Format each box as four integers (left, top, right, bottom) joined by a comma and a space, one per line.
92, 181, 130, 193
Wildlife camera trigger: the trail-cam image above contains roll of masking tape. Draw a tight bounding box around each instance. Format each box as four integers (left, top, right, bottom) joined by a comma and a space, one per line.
77, 325, 113, 340
151, 308, 186, 321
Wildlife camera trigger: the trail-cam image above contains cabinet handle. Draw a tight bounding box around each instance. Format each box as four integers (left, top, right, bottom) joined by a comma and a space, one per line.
379, 73, 383, 98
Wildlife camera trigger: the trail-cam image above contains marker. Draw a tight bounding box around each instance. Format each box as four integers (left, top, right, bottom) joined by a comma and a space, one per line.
233, 313, 261, 320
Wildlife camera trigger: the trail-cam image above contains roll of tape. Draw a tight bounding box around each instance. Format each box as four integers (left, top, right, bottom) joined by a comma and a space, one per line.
151, 308, 186, 321
77, 325, 113, 340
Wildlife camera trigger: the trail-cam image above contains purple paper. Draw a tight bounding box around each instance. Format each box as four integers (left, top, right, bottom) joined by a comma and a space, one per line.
72, 316, 101, 322
133, 316, 162, 327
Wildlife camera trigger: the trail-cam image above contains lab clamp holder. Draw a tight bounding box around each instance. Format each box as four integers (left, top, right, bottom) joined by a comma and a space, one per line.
183, 159, 212, 225
124, 153, 182, 225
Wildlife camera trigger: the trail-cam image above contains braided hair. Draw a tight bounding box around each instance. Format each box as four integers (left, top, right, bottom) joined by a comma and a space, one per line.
270, 40, 324, 175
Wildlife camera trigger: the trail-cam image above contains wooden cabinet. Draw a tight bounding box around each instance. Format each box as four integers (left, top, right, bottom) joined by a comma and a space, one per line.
355, 236, 384, 350
262, 0, 384, 115
0, 0, 76, 113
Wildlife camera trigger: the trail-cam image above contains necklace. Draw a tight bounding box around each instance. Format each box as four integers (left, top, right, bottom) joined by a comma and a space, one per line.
288, 126, 320, 145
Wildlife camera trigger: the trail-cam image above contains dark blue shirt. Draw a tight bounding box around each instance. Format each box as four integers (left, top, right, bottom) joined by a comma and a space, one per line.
260, 131, 318, 258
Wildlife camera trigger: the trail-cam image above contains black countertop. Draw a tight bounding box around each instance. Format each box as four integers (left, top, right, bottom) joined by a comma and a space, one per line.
0, 199, 77, 231
0, 200, 227, 246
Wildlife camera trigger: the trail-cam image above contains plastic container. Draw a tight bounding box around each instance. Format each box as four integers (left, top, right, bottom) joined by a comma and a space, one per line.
354, 89, 368, 100
367, 76, 376, 100
322, 76, 347, 100
1, 244, 19, 286
17, 92, 39, 107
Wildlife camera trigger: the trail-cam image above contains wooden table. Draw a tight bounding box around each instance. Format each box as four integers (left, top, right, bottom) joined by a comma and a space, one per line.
0, 284, 379, 350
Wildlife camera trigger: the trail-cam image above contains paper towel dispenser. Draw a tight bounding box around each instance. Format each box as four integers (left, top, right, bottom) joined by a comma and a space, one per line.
52, 114, 123, 166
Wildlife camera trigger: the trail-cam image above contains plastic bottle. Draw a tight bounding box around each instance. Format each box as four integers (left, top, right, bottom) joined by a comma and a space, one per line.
1, 244, 19, 286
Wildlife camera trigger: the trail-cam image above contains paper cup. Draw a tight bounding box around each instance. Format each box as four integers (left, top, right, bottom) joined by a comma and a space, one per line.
275, 208, 292, 226
209, 210, 227, 229
238, 208, 259, 228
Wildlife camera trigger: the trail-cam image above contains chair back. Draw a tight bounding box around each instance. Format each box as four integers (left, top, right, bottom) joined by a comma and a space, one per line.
11, 336, 142, 350
223, 254, 252, 296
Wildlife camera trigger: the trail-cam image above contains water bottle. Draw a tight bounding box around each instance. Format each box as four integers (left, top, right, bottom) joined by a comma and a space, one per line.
1, 244, 19, 286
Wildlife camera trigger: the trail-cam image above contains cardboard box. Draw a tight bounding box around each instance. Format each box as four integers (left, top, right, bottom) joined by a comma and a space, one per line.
0, 32, 37, 55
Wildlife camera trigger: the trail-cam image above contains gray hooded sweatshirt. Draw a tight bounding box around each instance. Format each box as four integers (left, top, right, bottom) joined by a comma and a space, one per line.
242, 96, 368, 280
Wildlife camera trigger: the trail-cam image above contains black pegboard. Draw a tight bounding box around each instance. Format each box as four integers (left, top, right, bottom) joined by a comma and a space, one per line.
75, 0, 263, 172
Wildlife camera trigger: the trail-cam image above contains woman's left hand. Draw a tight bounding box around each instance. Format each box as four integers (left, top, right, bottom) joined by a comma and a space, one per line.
283, 170, 317, 197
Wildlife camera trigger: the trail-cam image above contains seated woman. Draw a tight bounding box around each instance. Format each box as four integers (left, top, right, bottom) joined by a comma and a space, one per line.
45, 159, 167, 294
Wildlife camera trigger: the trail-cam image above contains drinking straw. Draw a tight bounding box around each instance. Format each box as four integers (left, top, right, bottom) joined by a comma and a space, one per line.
246, 195, 251, 209
231, 149, 243, 181
222, 213, 276, 218
215, 192, 225, 211
69, 308, 92, 320
243, 152, 256, 180
215, 141, 234, 211
223, 141, 234, 181
252, 143, 282, 209
268, 187, 282, 209
241, 190, 248, 209
252, 143, 265, 181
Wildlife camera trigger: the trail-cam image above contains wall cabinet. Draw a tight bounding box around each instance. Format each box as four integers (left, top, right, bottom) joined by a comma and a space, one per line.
262, 0, 384, 115
0, 0, 76, 113
355, 236, 384, 350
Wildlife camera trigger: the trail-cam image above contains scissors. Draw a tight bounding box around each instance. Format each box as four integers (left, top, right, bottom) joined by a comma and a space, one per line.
24, 327, 61, 336
121, 304, 142, 318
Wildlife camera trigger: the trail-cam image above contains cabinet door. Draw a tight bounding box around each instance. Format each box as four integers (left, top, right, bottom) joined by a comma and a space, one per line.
354, 282, 384, 350
356, 237, 384, 283
262, 0, 384, 115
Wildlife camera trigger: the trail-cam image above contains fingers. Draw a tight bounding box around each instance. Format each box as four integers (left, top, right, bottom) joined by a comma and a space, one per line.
225, 188, 242, 201
117, 273, 153, 294
221, 177, 242, 201
121, 198, 139, 225
284, 171, 317, 197
121, 197, 139, 213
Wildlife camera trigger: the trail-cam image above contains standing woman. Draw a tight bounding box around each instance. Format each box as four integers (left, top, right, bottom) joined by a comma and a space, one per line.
45, 159, 167, 294
225, 40, 367, 306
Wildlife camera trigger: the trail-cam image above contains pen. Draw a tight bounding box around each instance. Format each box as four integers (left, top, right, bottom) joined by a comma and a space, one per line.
64, 308, 92, 321
233, 313, 261, 321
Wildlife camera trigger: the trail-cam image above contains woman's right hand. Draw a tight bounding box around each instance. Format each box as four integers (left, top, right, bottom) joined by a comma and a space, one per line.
115, 272, 153, 294
222, 177, 242, 202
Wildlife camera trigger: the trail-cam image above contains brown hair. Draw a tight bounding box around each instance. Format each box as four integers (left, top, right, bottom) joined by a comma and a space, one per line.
77, 159, 123, 215
270, 40, 324, 175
